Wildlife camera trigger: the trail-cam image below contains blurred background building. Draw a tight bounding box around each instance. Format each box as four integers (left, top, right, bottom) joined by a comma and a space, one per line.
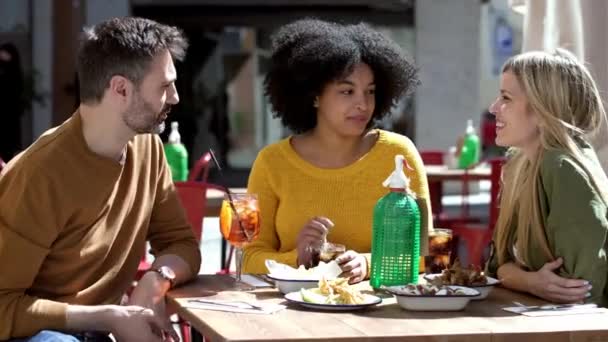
0, 0, 605, 186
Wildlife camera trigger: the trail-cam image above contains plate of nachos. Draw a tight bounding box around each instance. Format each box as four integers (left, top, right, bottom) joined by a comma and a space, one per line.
284, 277, 381, 311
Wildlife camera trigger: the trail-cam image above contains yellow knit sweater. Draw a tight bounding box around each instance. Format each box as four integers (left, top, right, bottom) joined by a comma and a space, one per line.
243, 130, 431, 274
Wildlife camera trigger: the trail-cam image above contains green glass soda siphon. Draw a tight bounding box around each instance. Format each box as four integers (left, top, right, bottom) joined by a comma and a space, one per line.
370, 155, 421, 289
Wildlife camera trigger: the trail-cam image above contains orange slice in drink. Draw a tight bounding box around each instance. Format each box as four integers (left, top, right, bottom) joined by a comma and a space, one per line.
219, 200, 232, 240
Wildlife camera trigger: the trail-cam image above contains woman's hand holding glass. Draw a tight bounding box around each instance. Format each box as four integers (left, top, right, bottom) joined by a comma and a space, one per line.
527, 257, 591, 303
296, 216, 334, 268
335, 250, 368, 284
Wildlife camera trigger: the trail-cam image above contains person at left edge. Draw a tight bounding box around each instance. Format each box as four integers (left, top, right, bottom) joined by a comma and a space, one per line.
0, 17, 201, 341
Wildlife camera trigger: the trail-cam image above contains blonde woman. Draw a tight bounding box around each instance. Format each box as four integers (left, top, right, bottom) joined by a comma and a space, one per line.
486, 49, 608, 306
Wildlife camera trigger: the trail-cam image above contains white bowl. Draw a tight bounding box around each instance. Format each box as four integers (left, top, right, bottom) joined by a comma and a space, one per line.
385, 285, 480, 311
470, 277, 500, 300
265, 274, 319, 294
424, 274, 501, 300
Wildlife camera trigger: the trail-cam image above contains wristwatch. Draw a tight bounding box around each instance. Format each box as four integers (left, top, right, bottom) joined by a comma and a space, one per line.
148, 266, 176, 289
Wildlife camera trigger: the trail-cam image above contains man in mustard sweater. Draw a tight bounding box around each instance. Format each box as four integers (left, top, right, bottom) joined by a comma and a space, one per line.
0, 18, 201, 341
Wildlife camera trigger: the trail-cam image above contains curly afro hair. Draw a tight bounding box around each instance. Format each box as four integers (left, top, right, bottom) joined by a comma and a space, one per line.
264, 18, 419, 134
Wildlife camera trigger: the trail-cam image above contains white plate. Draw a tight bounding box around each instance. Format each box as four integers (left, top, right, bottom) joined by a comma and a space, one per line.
423, 274, 500, 300
284, 291, 382, 311
384, 285, 480, 311
265, 274, 319, 294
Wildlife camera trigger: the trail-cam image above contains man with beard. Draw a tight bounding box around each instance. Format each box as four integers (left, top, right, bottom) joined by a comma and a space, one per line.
0, 17, 200, 342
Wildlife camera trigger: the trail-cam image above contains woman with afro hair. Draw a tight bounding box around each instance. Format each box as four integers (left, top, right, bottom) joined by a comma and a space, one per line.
242, 19, 432, 283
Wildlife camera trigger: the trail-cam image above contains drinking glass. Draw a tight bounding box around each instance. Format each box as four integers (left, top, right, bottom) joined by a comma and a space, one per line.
319, 242, 346, 263
219, 193, 260, 290
425, 228, 453, 274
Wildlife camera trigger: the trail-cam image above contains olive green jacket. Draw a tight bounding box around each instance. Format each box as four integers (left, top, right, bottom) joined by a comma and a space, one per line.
487, 143, 608, 307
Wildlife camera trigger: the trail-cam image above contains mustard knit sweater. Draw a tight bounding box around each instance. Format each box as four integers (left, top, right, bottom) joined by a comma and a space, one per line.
243, 130, 431, 274
0, 113, 201, 339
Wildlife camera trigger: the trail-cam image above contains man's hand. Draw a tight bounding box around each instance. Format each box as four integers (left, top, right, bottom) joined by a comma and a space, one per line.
335, 250, 368, 284
65, 255, 192, 341
526, 258, 591, 304
105, 305, 168, 342
66, 304, 167, 342
128, 271, 179, 341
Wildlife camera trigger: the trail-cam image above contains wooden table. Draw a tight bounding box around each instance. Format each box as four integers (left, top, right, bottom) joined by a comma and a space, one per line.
425, 165, 492, 183
168, 275, 608, 342
424, 164, 492, 220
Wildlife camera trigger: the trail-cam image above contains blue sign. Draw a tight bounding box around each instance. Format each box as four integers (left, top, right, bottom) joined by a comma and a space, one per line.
493, 15, 514, 75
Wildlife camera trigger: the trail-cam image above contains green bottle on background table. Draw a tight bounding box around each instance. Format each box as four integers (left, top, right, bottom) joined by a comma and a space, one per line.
370, 155, 421, 289
458, 119, 480, 169
164, 121, 189, 181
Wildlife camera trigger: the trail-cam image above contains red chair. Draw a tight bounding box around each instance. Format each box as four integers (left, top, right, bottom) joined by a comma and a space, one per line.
419, 150, 444, 165
421, 150, 484, 229
481, 112, 497, 153
174, 181, 214, 342
136, 181, 229, 276
188, 152, 237, 275
136, 151, 211, 277
188, 152, 212, 183
174, 181, 211, 241
420, 150, 445, 221
450, 158, 504, 266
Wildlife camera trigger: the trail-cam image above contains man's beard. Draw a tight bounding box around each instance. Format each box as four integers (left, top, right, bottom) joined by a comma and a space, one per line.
123, 94, 172, 135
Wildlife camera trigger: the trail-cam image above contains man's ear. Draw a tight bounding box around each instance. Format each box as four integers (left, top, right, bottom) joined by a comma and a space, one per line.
108, 75, 131, 101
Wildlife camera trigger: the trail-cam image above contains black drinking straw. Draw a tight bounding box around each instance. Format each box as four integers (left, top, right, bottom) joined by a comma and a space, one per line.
208, 149, 251, 240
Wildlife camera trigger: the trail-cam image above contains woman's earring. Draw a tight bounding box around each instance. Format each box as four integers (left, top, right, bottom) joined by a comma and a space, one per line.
313, 98, 319, 108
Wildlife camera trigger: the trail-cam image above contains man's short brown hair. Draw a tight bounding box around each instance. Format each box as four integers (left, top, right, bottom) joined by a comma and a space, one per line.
77, 17, 188, 104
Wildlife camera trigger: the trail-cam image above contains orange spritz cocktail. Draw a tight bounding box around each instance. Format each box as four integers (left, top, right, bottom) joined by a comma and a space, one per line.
219, 193, 260, 291
219, 193, 260, 248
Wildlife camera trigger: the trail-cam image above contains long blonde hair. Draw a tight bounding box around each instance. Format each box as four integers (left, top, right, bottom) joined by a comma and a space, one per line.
495, 49, 608, 267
